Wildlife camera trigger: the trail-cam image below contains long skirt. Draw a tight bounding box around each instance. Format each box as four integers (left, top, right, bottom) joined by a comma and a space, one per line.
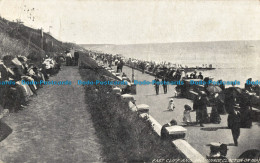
210, 106, 221, 124
196, 109, 209, 123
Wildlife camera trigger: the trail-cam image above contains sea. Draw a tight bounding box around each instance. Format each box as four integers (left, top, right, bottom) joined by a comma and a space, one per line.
81, 40, 260, 88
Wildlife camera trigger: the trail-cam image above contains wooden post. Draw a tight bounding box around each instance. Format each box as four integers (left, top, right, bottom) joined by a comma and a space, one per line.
41, 28, 43, 50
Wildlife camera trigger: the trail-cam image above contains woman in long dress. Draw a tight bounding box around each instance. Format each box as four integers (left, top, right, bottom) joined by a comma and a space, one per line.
210, 94, 221, 124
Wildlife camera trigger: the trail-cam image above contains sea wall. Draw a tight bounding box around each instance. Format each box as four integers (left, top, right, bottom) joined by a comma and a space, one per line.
78, 54, 186, 162
83, 54, 208, 163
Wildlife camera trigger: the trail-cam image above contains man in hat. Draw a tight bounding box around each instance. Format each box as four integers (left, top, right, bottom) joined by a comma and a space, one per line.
154, 76, 160, 95
161, 119, 177, 140
196, 91, 208, 127
228, 104, 241, 146
198, 72, 203, 80
74, 51, 79, 66
162, 76, 167, 94
193, 71, 198, 79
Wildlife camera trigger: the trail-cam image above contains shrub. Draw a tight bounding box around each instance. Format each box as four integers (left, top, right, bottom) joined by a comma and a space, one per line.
0, 32, 29, 58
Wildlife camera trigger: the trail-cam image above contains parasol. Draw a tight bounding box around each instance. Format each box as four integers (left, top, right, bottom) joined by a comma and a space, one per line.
206, 85, 222, 94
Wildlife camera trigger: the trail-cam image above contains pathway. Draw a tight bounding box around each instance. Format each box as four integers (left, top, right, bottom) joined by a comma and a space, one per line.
116, 65, 260, 159
0, 66, 103, 163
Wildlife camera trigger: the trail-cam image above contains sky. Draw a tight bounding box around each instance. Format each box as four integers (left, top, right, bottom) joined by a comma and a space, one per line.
0, 0, 260, 44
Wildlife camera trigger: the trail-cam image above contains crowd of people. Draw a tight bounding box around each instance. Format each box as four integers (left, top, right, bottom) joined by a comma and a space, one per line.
0, 54, 62, 112
90, 52, 258, 149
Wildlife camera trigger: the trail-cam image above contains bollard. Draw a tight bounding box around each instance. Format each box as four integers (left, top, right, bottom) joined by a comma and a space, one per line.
121, 94, 135, 103
165, 125, 187, 139
136, 104, 149, 115
112, 87, 121, 94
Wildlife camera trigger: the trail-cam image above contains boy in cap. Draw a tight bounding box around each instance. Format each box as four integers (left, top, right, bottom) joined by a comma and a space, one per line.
228, 104, 241, 146
154, 76, 160, 95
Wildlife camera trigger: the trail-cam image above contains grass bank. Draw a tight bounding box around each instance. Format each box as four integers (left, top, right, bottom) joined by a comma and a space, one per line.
79, 55, 185, 162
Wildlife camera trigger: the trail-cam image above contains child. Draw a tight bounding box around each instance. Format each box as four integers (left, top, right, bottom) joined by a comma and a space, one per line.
167, 98, 175, 111
173, 87, 178, 97
183, 104, 192, 123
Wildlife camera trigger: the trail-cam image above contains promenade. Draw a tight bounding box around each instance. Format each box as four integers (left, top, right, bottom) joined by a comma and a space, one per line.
0, 67, 103, 162
114, 65, 260, 159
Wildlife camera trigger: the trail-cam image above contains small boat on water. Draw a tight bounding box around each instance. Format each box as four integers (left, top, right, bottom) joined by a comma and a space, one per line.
184, 67, 216, 72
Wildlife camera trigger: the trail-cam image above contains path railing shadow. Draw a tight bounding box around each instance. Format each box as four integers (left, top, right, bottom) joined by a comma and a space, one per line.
200, 126, 229, 131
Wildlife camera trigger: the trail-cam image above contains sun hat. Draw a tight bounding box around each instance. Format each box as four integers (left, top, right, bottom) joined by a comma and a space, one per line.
184, 104, 192, 110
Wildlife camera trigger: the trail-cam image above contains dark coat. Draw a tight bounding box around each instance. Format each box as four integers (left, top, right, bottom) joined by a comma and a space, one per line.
193, 96, 200, 111
228, 111, 241, 130
74, 52, 79, 59
162, 77, 167, 87
196, 96, 209, 123
154, 78, 160, 87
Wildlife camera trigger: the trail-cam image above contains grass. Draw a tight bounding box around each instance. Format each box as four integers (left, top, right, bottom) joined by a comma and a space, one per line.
79, 54, 185, 162
0, 32, 29, 58
0, 16, 80, 59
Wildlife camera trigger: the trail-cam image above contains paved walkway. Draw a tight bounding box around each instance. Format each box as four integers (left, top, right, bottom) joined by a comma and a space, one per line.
0, 67, 103, 163
115, 65, 260, 159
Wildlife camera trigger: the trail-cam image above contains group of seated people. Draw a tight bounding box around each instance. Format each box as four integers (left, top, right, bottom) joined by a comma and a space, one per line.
187, 71, 204, 79
0, 54, 60, 112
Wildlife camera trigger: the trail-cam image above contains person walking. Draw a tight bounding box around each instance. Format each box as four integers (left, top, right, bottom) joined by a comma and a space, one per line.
71, 49, 75, 65
154, 76, 160, 95
195, 92, 208, 127
65, 51, 72, 66
162, 76, 167, 94
228, 105, 241, 146
74, 51, 79, 66
210, 93, 221, 124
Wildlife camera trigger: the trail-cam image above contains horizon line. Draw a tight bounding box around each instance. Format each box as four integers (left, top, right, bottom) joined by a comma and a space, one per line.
78, 39, 260, 46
